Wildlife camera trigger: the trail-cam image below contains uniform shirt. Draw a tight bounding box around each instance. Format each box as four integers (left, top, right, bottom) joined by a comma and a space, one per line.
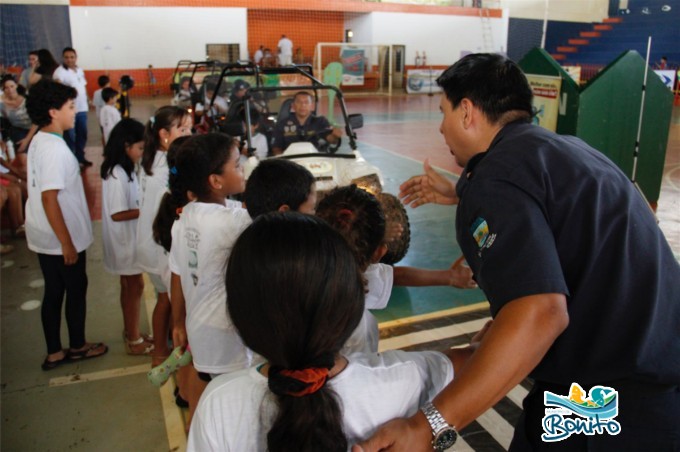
53, 66, 88, 113
92, 88, 105, 121
455, 120, 680, 385
168, 201, 253, 374
277, 37, 293, 57
99, 104, 121, 144
136, 151, 169, 275
102, 165, 140, 275
343, 263, 394, 354
25, 132, 93, 254
272, 114, 332, 152
187, 350, 453, 452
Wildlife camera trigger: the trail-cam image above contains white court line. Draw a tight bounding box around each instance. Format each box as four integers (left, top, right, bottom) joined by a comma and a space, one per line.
476, 408, 515, 450
49, 363, 150, 387
379, 317, 490, 352
507, 385, 529, 408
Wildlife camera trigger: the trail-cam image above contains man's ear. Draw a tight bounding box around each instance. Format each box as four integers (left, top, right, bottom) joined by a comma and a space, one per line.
370, 244, 388, 264
277, 204, 291, 212
460, 98, 474, 129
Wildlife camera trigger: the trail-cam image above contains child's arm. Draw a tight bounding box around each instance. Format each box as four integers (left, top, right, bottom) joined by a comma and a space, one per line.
111, 209, 140, 221
170, 272, 188, 349
393, 256, 476, 289
443, 320, 492, 375
42, 190, 78, 264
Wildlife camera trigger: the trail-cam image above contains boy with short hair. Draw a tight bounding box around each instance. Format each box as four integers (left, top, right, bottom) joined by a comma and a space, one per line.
92, 75, 110, 122
25, 79, 108, 371
99, 87, 121, 144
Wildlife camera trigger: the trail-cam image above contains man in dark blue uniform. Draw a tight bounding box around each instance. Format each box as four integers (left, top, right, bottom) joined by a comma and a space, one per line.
356, 53, 680, 451
272, 91, 342, 155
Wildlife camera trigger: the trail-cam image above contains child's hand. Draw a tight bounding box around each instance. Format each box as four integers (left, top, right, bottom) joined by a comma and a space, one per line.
62, 242, 78, 265
384, 221, 403, 243
172, 325, 188, 350
470, 320, 492, 347
448, 256, 476, 289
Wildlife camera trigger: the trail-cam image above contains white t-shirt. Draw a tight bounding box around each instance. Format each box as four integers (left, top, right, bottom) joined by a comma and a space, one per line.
251, 132, 268, 160
277, 37, 293, 57
53, 66, 88, 113
102, 165, 141, 275
92, 88, 105, 120
253, 49, 263, 64
25, 132, 93, 254
168, 201, 253, 374
135, 151, 169, 275
343, 263, 394, 354
187, 350, 453, 452
100, 104, 121, 144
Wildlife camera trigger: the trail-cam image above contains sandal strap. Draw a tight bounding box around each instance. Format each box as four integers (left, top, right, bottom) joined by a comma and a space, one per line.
127, 337, 145, 346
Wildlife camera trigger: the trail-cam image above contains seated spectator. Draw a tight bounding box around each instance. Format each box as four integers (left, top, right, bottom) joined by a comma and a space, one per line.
271, 91, 342, 155
173, 77, 192, 109
1, 75, 38, 155
19, 51, 39, 93
205, 83, 228, 115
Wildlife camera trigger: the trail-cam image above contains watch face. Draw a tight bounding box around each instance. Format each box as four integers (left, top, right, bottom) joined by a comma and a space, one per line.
434, 428, 458, 449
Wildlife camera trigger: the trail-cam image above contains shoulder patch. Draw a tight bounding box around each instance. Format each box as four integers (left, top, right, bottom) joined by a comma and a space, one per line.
470, 217, 490, 249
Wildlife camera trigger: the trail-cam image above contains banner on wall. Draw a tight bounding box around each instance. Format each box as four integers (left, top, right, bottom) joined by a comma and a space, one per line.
526, 74, 562, 132
654, 70, 676, 90
406, 69, 443, 94
341, 49, 365, 86
562, 66, 582, 85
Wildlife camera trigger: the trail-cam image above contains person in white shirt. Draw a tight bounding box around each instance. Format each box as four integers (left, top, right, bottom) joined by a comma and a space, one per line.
101, 118, 154, 355
53, 47, 91, 167
136, 106, 193, 365
99, 87, 121, 145
316, 185, 477, 354
188, 213, 485, 451
253, 45, 264, 65
152, 133, 254, 424
25, 79, 108, 371
277, 34, 293, 66
92, 75, 110, 124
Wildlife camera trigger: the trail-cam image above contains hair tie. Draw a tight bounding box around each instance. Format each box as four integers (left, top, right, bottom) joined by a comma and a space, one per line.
149, 115, 155, 126
269, 367, 329, 397
169, 166, 178, 175
337, 208, 355, 229
176, 207, 183, 216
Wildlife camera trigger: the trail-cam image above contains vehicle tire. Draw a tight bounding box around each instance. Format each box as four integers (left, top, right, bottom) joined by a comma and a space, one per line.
378, 192, 410, 265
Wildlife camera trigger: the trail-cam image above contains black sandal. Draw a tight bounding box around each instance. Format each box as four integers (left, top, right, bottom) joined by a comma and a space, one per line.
41, 350, 69, 371
67, 343, 109, 361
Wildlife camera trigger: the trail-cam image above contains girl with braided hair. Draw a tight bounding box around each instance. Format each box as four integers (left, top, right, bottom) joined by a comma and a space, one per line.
188, 212, 466, 451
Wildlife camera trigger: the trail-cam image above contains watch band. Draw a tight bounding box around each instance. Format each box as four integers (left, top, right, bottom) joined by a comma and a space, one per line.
421, 401, 458, 450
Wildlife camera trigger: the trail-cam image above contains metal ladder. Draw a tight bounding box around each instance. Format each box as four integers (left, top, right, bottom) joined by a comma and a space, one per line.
479, 6, 494, 52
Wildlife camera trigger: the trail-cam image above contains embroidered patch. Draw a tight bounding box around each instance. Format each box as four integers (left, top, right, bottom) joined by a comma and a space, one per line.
471, 217, 490, 249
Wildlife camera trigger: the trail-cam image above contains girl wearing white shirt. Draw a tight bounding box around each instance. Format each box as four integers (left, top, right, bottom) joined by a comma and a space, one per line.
188, 213, 481, 451
25, 80, 108, 370
136, 106, 192, 364
153, 133, 254, 423
101, 118, 153, 355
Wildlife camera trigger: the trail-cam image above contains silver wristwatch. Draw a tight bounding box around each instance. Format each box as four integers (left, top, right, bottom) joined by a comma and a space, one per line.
421, 401, 458, 450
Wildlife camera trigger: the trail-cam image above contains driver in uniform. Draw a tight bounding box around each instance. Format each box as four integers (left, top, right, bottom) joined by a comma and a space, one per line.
272, 91, 342, 155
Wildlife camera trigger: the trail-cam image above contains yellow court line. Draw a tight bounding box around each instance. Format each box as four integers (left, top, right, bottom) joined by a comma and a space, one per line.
49, 363, 150, 387
378, 301, 490, 330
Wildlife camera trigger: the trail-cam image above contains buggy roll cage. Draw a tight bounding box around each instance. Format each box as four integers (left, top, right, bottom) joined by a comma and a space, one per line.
207, 62, 362, 153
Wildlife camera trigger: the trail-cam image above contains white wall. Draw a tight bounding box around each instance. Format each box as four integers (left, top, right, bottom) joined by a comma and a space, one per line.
345, 11, 509, 66
69, 7, 248, 70
500, 0, 609, 22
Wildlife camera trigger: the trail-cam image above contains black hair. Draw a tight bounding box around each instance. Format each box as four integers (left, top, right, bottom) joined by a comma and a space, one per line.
244, 159, 315, 218
35, 49, 59, 77
62, 47, 76, 55
142, 105, 190, 176
29, 50, 39, 57
98, 75, 110, 88
436, 53, 533, 124
152, 133, 238, 251
26, 79, 77, 127
101, 118, 145, 182
1, 74, 16, 89
294, 91, 313, 102
102, 87, 119, 103
226, 212, 364, 452
152, 135, 191, 251
316, 185, 386, 272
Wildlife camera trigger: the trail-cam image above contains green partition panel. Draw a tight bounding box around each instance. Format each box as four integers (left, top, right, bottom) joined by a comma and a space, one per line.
518, 47, 581, 135
577, 51, 672, 203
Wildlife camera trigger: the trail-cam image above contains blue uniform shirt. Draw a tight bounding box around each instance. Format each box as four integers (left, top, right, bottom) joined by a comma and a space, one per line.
273, 114, 332, 151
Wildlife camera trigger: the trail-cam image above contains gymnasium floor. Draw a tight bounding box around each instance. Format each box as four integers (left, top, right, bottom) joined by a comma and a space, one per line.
1, 94, 678, 451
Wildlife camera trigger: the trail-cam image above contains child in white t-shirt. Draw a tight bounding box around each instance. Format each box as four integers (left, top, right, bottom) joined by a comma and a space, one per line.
136, 106, 192, 364
153, 133, 255, 423
316, 185, 473, 354
99, 87, 121, 145
25, 79, 108, 370
187, 213, 481, 451
101, 118, 153, 355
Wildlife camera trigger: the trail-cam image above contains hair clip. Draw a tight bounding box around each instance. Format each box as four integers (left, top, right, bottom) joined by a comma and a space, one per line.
169, 166, 178, 175
149, 115, 155, 126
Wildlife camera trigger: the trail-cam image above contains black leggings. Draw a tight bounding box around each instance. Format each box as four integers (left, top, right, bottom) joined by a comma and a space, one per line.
38, 251, 88, 354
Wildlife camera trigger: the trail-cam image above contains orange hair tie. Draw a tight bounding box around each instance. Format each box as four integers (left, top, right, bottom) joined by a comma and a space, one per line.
279, 367, 329, 397
175, 207, 183, 216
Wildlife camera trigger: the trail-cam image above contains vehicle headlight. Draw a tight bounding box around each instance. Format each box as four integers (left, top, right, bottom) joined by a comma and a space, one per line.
351, 174, 382, 195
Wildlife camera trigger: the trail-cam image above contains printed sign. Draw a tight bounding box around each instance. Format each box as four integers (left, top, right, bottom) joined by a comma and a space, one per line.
654, 70, 676, 90
526, 74, 562, 132
341, 49, 365, 86
406, 69, 443, 94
